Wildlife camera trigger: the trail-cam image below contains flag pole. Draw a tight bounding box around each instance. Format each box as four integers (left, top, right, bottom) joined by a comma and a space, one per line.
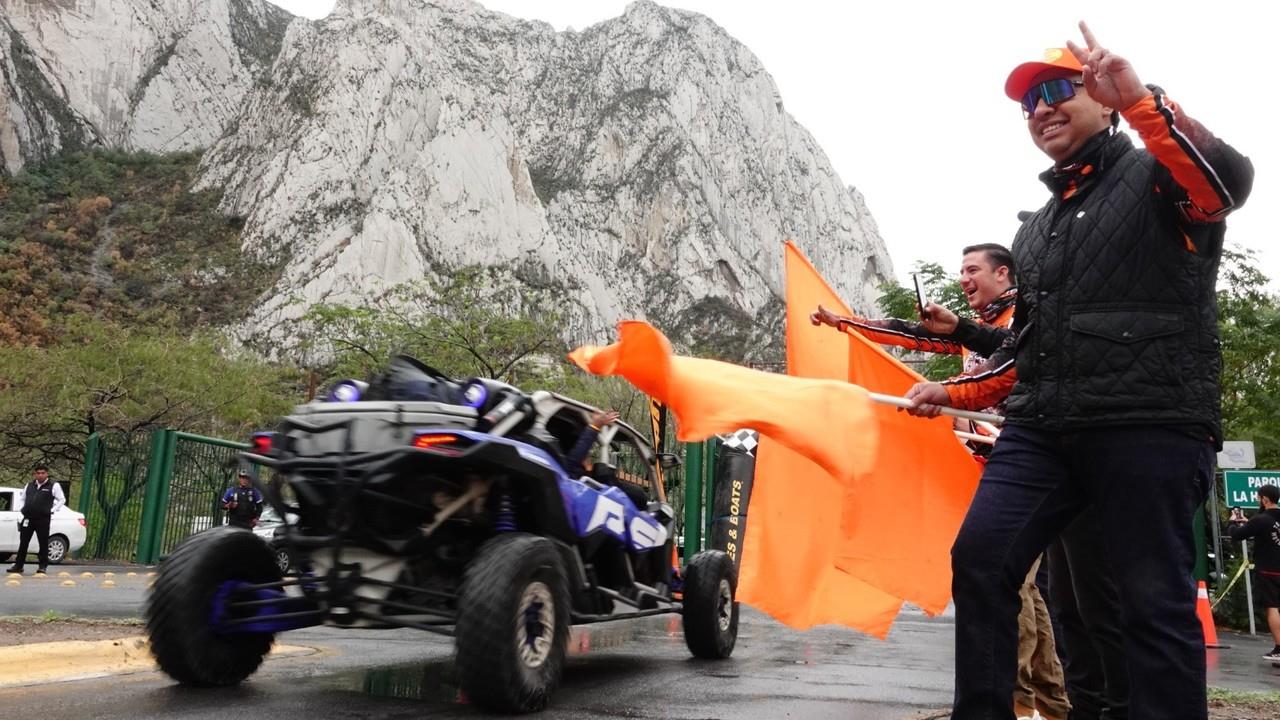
954, 430, 996, 445
868, 392, 1004, 426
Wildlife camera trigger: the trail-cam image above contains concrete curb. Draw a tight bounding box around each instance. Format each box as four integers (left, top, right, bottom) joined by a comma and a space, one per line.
0, 636, 316, 688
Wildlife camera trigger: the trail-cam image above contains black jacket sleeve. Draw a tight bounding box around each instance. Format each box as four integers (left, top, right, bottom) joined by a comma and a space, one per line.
1228, 514, 1274, 543
950, 317, 1015, 358
564, 425, 601, 474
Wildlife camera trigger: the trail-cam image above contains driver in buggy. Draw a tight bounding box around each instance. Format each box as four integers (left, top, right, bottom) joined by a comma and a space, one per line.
551, 409, 651, 510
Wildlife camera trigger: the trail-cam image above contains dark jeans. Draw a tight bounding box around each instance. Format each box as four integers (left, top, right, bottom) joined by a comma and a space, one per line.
1047, 513, 1130, 720
950, 425, 1212, 720
12, 514, 52, 570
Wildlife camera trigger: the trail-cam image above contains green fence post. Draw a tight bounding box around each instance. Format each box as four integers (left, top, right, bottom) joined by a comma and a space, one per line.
147, 429, 179, 564
684, 441, 703, 566
703, 439, 718, 549
78, 433, 101, 514
135, 429, 170, 564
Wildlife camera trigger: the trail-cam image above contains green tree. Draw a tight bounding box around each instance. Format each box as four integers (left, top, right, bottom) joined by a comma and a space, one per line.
1217, 246, 1280, 468
0, 317, 299, 485
875, 261, 972, 380
300, 266, 567, 388
0, 149, 277, 347
296, 266, 659, 431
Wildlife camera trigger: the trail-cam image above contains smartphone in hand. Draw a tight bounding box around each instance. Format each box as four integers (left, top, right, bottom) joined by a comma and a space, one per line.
913, 274, 931, 320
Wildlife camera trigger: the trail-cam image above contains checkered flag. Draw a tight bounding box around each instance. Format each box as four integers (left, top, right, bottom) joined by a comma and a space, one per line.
717, 429, 759, 456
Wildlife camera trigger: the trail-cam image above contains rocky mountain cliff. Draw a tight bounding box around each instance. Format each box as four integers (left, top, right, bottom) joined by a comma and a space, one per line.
3, 0, 894, 359
1, 0, 289, 173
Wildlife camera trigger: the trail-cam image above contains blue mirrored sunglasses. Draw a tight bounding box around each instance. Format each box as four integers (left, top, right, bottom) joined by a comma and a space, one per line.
1021, 78, 1084, 116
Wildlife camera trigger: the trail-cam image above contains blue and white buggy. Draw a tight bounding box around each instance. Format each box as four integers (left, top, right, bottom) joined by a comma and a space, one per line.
144, 356, 739, 713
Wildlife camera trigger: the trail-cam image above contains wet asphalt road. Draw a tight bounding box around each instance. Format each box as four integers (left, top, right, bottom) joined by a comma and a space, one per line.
5, 566, 1278, 718
2, 566, 956, 719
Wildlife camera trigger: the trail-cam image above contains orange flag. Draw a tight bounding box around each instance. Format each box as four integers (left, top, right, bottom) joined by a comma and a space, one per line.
738, 441, 907, 636
736, 241, 905, 635
568, 321, 879, 487
746, 240, 981, 618
835, 326, 984, 614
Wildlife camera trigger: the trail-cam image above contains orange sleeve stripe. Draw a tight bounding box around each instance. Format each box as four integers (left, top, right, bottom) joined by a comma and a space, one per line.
1122, 93, 1234, 217
942, 362, 1017, 411
838, 320, 963, 355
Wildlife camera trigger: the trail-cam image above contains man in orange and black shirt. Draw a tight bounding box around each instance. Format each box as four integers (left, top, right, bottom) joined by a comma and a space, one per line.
814, 246, 1070, 720
812, 243, 1016, 447
905, 23, 1253, 720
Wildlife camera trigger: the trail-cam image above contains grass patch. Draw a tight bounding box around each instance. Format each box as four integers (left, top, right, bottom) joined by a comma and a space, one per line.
1208, 687, 1280, 706
0, 613, 142, 626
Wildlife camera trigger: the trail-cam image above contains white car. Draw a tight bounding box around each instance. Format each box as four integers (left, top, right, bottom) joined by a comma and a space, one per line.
0, 486, 88, 565
252, 505, 299, 574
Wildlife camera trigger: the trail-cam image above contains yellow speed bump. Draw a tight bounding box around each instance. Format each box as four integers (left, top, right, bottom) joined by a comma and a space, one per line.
4, 580, 18, 587
126, 572, 137, 577
103, 572, 115, 577
57, 571, 70, 578
80, 572, 94, 578
100, 580, 116, 588
59, 580, 75, 587
0, 637, 315, 688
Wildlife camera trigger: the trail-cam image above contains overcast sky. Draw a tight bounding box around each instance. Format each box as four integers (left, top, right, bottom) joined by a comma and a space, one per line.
269, 0, 1276, 291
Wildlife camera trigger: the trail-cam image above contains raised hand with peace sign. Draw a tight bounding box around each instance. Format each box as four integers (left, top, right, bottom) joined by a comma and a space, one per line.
1065, 21, 1150, 112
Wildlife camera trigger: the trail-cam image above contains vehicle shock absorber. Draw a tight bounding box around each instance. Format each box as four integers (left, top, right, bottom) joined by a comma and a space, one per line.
495, 493, 517, 532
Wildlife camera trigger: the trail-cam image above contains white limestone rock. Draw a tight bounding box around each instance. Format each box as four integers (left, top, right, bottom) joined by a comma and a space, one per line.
204, 0, 895, 355
0, 0, 290, 173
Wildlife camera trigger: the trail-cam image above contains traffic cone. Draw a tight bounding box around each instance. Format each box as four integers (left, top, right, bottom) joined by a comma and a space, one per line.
1196, 581, 1227, 649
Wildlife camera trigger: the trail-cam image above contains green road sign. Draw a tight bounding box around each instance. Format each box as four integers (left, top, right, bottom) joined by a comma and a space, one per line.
1223, 470, 1280, 507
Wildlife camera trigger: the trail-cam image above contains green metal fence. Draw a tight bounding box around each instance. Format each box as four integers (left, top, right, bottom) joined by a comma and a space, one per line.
79, 429, 253, 564
682, 438, 720, 565
148, 431, 253, 563
77, 431, 154, 562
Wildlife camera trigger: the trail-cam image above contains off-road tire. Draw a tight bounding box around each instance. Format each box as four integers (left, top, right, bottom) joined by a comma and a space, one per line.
455, 533, 571, 713
46, 534, 69, 564
682, 550, 738, 659
145, 526, 282, 685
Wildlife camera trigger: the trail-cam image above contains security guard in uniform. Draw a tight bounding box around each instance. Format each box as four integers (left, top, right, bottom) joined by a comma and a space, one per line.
6, 464, 66, 575
221, 469, 263, 529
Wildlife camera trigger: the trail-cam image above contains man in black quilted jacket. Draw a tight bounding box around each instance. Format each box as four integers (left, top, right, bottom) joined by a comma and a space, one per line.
904, 22, 1254, 720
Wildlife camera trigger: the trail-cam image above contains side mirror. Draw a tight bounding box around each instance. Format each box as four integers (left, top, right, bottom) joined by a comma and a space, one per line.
657, 452, 682, 469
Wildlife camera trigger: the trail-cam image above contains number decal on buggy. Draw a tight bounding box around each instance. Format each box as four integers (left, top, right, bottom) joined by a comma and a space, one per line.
585, 495, 627, 536
629, 516, 668, 549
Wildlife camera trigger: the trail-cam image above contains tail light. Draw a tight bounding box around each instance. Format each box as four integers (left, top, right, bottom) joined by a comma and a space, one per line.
78, 518, 86, 527
412, 432, 460, 449
410, 431, 474, 456
251, 432, 277, 455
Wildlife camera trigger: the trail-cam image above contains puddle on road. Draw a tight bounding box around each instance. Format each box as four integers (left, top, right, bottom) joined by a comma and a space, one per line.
326, 614, 684, 703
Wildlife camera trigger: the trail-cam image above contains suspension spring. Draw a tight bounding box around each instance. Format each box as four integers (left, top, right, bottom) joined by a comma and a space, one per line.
496, 493, 517, 532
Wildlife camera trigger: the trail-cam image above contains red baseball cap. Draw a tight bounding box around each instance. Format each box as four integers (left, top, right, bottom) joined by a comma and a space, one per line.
1005, 48, 1084, 101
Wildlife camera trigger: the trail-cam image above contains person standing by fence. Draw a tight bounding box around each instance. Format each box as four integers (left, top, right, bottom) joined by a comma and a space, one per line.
221, 469, 262, 530
6, 464, 66, 575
